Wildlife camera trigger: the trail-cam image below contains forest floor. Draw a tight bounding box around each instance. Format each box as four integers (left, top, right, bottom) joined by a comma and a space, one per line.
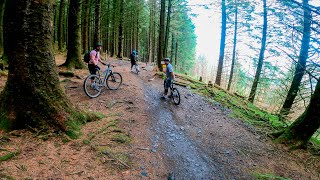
0, 54, 319, 179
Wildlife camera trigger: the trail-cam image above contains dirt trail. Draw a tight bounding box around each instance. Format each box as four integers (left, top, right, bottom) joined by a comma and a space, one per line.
137, 62, 319, 179
0, 57, 319, 179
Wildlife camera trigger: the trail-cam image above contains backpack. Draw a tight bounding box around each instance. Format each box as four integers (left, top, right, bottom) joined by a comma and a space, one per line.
84, 50, 98, 63
84, 52, 90, 63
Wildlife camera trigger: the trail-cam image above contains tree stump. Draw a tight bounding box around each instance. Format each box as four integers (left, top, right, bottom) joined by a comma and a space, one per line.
199, 76, 202, 82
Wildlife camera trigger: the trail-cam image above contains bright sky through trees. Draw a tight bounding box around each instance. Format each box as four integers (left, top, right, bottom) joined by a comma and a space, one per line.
188, 0, 320, 73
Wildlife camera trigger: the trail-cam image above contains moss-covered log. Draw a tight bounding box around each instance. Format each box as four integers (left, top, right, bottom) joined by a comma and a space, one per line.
275, 79, 320, 148
0, 0, 89, 132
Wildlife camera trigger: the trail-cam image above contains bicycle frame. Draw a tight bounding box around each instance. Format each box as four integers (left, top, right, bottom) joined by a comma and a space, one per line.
96, 64, 113, 86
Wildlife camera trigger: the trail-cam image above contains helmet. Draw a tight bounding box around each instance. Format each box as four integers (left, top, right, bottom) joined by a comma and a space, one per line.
164, 58, 170, 62
95, 43, 103, 47
132, 50, 137, 55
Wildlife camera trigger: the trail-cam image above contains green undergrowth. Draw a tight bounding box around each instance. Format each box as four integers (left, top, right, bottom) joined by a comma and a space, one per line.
65, 111, 105, 139
198, 87, 286, 131
0, 151, 20, 162
82, 119, 132, 169
252, 173, 291, 180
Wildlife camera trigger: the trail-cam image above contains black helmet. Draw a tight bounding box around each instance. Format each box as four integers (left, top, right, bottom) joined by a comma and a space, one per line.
95, 43, 103, 47
164, 58, 170, 62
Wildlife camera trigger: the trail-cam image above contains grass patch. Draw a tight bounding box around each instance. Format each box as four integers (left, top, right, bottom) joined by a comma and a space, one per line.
0, 70, 8, 76
98, 147, 131, 169
0, 151, 19, 161
195, 86, 287, 131
252, 173, 291, 180
84, 119, 120, 144
65, 111, 105, 139
111, 133, 130, 144
0, 174, 15, 180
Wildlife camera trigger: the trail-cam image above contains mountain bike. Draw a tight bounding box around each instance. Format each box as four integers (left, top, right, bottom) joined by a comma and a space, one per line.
163, 79, 181, 105
133, 62, 140, 74
84, 63, 122, 98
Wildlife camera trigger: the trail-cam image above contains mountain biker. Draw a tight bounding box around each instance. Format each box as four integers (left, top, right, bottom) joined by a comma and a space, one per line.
130, 50, 138, 71
162, 58, 175, 99
88, 43, 104, 75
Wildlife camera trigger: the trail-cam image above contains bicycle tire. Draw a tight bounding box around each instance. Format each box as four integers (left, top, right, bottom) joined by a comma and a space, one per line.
172, 88, 181, 105
106, 72, 122, 90
83, 75, 102, 98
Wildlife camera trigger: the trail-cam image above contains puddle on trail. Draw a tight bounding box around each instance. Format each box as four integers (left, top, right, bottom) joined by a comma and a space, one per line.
144, 85, 225, 180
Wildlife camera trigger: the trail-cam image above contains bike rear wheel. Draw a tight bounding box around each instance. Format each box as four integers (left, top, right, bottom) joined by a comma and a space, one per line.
135, 64, 139, 74
172, 88, 180, 105
106, 72, 122, 90
84, 75, 103, 98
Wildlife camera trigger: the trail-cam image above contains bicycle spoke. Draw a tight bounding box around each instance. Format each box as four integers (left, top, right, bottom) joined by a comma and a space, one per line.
106, 72, 122, 90
84, 75, 102, 98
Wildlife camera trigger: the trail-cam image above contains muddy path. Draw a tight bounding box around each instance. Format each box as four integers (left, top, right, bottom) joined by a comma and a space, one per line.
144, 84, 224, 179
138, 67, 319, 179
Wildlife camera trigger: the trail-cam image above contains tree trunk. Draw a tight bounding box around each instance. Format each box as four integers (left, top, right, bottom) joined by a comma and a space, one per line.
58, 0, 66, 51
105, 0, 110, 54
0, 0, 80, 131
0, 0, 6, 56
175, 41, 178, 70
110, 0, 116, 57
54, 1, 59, 44
280, 0, 311, 115
63, 0, 84, 69
136, 0, 140, 53
82, 0, 90, 53
148, 0, 154, 63
152, 0, 156, 63
94, 0, 101, 45
117, 0, 124, 58
170, 34, 175, 66
215, 0, 226, 86
164, 0, 172, 58
248, 0, 267, 102
158, 0, 165, 71
65, 0, 69, 48
275, 79, 320, 148
227, 0, 238, 91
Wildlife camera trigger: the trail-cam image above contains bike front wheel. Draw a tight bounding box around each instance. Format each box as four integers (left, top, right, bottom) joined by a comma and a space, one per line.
84, 75, 103, 98
172, 88, 180, 105
106, 72, 122, 90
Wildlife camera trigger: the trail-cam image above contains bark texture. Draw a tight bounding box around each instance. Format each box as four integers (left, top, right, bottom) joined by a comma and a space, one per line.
158, 0, 165, 71
227, 0, 238, 91
275, 79, 320, 148
280, 0, 311, 115
248, 0, 267, 102
58, 0, 66, 51
215, 0, 226, 86
0, 0, 6, 55
0, 0, 78, 131
64, 0, 85, 69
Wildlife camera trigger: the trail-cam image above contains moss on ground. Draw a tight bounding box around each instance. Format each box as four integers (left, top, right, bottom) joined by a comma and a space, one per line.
252, 172, 291, 180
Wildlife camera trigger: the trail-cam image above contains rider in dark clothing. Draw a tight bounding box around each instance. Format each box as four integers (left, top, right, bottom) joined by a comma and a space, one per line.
130, 50, 138, 70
